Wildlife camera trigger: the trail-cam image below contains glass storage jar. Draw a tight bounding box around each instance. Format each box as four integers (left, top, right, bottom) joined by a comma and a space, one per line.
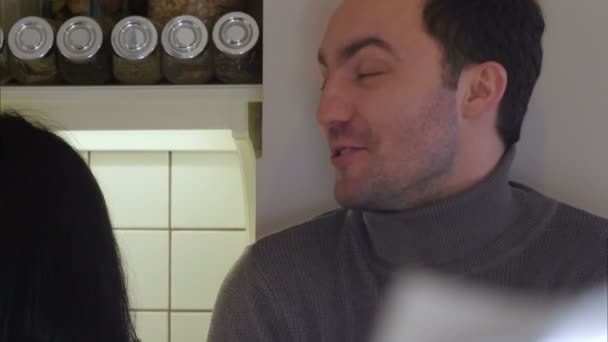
1, 0, 42, 33
111, 15, 162, 84
44, 0, 129, 27
0, 27, 12, 84
247, 0, 263, 32
127, 0, 148, 17
57, 16, 112, 84
7, 16, 60, 84
148, 0, 245, 29
161, 15, 213, 84
212, 11, 261, 84
45, 0, 90, 25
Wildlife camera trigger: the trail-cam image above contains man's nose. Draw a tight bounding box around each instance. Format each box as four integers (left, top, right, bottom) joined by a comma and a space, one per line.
316, 78, 354, 132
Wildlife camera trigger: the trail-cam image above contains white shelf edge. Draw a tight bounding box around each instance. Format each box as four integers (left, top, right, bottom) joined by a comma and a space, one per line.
0, 85, 263, 134
59, 129, 238, 152
0, 84, 263, 102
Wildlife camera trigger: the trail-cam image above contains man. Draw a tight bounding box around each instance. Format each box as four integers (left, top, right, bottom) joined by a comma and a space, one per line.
208, 0, 608, 340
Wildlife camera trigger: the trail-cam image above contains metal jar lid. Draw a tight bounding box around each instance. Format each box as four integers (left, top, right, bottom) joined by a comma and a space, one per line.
57, 16, 103, 62
111, 16, 158, 60
8, 16, 55, 61
161, 15, 208, 59
213, 12, 260, 56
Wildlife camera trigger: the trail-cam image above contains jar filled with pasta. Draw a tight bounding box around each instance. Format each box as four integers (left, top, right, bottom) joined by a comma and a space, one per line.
7, 16, 60, 84
1, 0, 42, 33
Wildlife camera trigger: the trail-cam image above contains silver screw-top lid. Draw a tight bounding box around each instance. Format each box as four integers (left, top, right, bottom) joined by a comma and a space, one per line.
162, 15, 208, 59
8, 16, 55, 60
111, 16, 158, 60
57, 16, 103, 62
213, 12, 259, 56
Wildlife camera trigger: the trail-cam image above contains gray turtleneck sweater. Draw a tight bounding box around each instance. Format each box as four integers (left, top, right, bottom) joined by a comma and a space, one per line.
208, 150, 608, 342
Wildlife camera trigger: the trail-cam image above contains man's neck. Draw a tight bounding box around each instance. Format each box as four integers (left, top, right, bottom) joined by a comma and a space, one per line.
362, 147, 518, 268
437, 139, 506, 204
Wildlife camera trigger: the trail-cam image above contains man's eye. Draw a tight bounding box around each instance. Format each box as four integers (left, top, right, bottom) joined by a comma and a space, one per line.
357, 72, 384, 80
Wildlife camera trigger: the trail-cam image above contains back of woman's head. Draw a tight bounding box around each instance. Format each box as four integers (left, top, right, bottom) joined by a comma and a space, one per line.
0, 112, 137, 342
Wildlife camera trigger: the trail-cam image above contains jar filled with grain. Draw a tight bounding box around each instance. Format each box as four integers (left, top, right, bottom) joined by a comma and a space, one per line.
57, 16, 112, 85
0, 27, 12, 85
161, 15, 214, 84
44, 0, 90, 25
148, 0, 245, 29
212, 11, 262, 84
111, 15, 162, 84
1, 0, 42, 33
43, 0, 131, 28
7, 16, 60, 84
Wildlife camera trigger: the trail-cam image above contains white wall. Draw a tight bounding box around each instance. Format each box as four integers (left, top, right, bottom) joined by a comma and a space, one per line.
512, 0, 608, 219
257, 0, 608, 238
257, 0, 340, 237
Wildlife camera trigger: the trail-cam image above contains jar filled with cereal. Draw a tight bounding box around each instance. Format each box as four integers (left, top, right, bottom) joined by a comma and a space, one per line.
148, 0, 245, 29
212, 11, 262, 84
57, 16, 112, 84
111, 15, 162, 84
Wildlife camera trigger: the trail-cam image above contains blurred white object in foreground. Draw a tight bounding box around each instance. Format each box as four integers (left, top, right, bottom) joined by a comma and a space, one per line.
372, 272, 606, 342
539, 285, 607, 342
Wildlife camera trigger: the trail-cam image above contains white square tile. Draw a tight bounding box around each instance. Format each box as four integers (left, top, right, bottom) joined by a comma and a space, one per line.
170, 312, 212, 342
90, 152, 169, 228
171, 231, 247, 310
133, 311, 168, 342
171, 152, 247, 229
116, 231, 169, 310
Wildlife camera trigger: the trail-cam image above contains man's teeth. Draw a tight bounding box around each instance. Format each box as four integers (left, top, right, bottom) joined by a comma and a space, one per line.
337, 148, 352, 156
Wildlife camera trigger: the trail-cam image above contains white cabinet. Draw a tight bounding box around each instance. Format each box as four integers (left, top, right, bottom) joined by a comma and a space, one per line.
171, 152, 247, 229
133, 312, 169, 342
91, 152, 170, 229
171, 313, 213, 342
1, 85, 261, 342
115, 230, 170, 310
171, 231, 248, 310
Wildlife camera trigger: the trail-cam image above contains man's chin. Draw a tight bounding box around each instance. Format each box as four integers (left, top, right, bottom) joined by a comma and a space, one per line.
335, 186, 372, 210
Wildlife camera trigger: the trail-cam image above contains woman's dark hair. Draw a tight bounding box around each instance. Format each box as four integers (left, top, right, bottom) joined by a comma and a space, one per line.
423, 0, 546, 146
0, 112, 137, 342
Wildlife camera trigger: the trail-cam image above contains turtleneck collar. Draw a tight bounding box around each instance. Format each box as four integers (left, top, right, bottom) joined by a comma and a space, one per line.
362, 147, 519, 268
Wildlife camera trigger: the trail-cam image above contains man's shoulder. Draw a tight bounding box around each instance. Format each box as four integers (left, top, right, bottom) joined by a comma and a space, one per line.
236, 209, 350, 269
513, 181, 608, 237
542, 202, 608, 281
251, 208, 350, 261
549, 201, 608, 237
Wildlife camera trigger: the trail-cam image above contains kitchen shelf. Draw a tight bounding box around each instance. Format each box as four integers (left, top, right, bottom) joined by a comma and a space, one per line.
0, 84, 262, 133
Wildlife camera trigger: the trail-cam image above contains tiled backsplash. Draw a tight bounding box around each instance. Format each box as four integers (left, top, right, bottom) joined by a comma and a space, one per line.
80, 150, 249, 342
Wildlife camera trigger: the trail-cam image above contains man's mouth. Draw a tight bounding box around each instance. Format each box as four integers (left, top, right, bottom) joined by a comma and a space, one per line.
331, 146, 367, 166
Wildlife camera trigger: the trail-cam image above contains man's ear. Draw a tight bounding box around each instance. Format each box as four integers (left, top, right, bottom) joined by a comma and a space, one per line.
457, 62, 508, 120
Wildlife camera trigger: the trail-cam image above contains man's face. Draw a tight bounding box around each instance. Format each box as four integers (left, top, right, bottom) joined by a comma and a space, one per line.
317, 0, 461, 211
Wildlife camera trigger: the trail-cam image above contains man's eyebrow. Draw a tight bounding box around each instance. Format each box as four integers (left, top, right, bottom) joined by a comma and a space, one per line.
318, 36, 400, 67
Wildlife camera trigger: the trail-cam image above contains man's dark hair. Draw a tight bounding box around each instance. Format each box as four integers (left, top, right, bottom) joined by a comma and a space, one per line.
423, 0, 545, 146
